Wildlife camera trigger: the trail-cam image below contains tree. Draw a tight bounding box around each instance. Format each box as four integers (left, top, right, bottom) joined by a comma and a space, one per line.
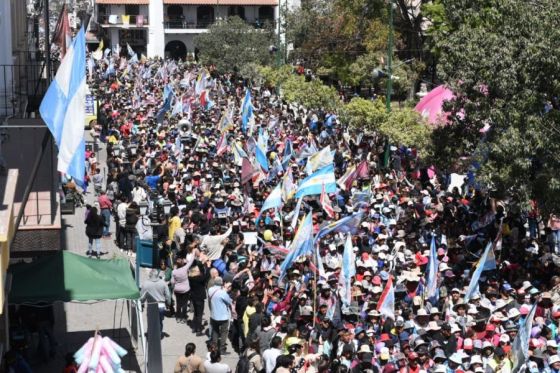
432, 0, 560, 211
380, 108, 433, 157
194, 17, 274, 74
281, 75, 340, 111
340, 97, 387, 131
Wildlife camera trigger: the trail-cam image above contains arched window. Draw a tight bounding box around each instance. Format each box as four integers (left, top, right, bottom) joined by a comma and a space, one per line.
197, 6, 215, 28
165, 40, 187, 60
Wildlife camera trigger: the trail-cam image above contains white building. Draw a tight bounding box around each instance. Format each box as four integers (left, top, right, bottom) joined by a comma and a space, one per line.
94, 0, 282, 59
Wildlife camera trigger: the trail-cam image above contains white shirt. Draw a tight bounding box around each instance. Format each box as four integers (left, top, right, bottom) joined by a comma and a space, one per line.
263, 348, 282, 373
204, 360, 231, 373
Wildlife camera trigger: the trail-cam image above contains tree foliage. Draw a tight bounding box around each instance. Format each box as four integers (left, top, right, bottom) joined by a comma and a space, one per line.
380, 109, 432, 158
281, 75, 340, 111
341, 98, 432, 157
432, 0, 560, 211
340, 97, 387, 131
194, 17, 274, 74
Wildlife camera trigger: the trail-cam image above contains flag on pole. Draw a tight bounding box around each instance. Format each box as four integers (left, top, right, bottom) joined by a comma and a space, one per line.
377, 276, 395, 320
92, 40, 104, 60
315, 211, 364, 241
195, 69, 207, 95
39, 27, 87, 185
241, 89, 253, 133
282, 139, 293, 170
241, 157, 258, 185
356, 160, 369, 179
53, 4, 72, 58
255, 132, 269, 173
511, 303, 537, 373
281, 168, 296, 202
215, 133, 228, 156
305, 146, 333, 175
279, 212, 314, 281
464, 242, 494, 302
320, 183, 335, 218
290, 197, 304, 229
337, 164, 358, 191
127, 43, 136, 58
426, 235, 439, 303
233, 142, 248, 167
256, 183, 283, 223
295, 164, 337, 199
341, 234, 356, 305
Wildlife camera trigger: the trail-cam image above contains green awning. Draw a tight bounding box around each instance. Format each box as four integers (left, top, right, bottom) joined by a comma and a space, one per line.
9, 251, 140, 304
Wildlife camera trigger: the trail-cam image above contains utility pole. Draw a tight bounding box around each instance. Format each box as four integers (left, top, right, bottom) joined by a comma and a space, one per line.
276, 0, 282, 67
386, 0, 394, 113
45, 0, 52, 82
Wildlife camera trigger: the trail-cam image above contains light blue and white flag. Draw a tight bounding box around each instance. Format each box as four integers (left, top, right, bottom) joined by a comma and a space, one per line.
426, 235, 439, 303
127, 43, 135, 58
341, 234, 356, 305
511, 303, 537, 373
464, 242, 494, 302
39, 27, 87, 184
295, 164, 336, 198
241, 89, 253, 133
315, 211, 364, 241
279, 211, 314, 281
256, 182, 283, 223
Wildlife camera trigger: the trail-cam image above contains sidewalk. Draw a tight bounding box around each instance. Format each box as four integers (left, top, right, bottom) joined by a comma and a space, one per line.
33, 140, 239, 372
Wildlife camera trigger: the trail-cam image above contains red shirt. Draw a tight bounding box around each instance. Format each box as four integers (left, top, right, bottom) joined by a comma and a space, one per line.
98, 195, 113, 210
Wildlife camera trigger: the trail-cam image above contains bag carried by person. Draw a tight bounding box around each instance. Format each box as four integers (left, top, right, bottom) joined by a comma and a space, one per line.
235, 351, 258, 373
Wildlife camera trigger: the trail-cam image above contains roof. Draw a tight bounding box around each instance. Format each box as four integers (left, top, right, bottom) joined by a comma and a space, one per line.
163, 0, 278, 4
9, 251, 140, 304
96, 0, 149, 4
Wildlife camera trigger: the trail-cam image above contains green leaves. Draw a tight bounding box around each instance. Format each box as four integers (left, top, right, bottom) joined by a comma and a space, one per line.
433, 0, 560, 212
194, 17, 274, 75
280, 75, 340, 111
341, 97, 433, 157
340, 97, 387, 130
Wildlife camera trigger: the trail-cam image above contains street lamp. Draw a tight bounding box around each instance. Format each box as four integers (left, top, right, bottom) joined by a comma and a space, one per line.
162, 199, 173, 215
139, 200, 149, 216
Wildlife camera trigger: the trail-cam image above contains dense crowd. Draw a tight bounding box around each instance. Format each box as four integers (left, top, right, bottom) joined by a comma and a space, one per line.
75, 55, 560, 373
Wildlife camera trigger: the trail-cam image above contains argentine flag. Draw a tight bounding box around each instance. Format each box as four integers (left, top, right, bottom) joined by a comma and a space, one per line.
256, 182, 283, 223
295, 164, 336, 199
40, 27, 87, 184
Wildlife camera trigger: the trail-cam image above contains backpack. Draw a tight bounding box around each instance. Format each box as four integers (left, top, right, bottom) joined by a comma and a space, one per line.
235, 351, 258, 373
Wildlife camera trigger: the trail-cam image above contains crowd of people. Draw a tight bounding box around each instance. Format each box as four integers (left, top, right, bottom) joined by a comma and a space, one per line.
76, 54, 560, 373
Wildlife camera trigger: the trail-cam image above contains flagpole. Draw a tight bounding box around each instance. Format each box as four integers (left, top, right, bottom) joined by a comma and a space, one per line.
312, 244, 318, 330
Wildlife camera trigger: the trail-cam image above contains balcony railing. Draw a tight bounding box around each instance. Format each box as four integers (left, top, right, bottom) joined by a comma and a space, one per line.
164, 19, 276, 30
0, 63, 58, 118
98, 15, 149, 27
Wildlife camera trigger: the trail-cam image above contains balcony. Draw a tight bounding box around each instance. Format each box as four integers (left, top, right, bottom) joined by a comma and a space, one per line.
164, 19, 276, 31
98, 15, 149, 27
0, 62, 58, 118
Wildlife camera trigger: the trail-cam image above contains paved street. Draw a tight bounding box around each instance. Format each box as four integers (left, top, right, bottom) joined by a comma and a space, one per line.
32, 140, 238, 372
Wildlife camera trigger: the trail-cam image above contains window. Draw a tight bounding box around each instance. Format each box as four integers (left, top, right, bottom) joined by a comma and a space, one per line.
98, 5, 108, 15
119, 29, 146, 46
125, 4, 139, 15
197, 6, 215, 28
228, 6, 245, 20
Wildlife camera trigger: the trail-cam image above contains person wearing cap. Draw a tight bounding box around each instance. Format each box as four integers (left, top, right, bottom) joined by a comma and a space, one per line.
549, 355, 560, 373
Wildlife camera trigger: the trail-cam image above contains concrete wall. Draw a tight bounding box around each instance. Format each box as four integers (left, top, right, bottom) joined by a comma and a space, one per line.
165, 34, 195, 54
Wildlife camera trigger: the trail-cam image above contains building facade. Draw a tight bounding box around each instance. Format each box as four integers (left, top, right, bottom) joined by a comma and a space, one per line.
94, 0, 280, 59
